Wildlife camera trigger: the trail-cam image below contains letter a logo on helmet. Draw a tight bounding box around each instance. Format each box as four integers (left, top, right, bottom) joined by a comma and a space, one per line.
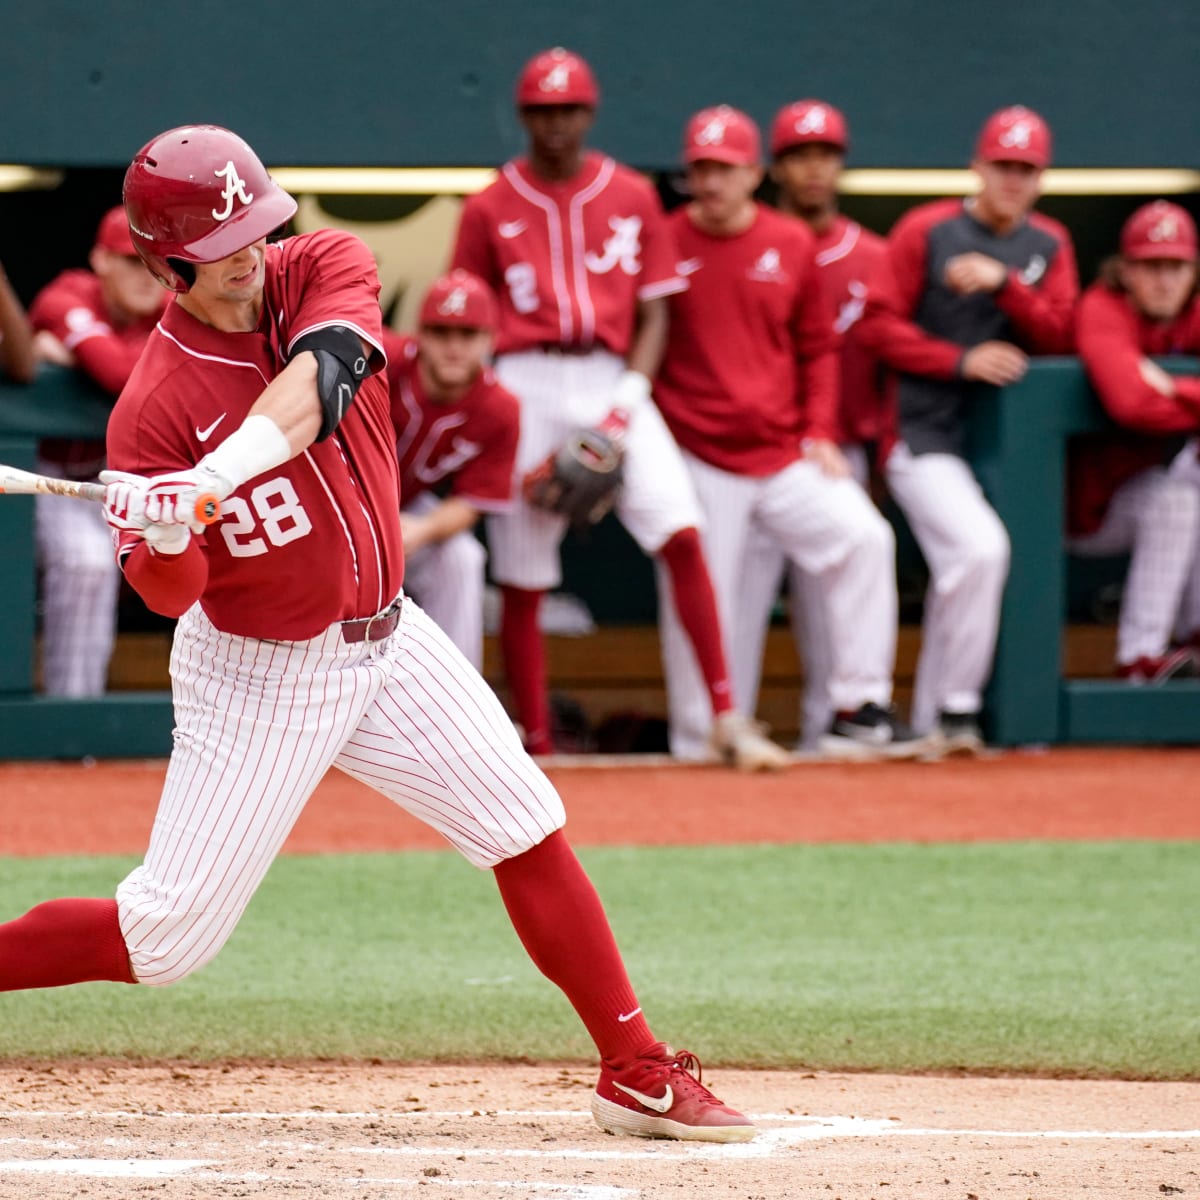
123, 125, 298, 293
438, 287, 469, 317
211, 162, 255, 221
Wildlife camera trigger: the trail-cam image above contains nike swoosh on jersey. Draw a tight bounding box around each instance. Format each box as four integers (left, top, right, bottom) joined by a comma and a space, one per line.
677, 257, 703, 276
195, 413, 227, 442
613, 1081, 674, 1114
498, 220, 528, 239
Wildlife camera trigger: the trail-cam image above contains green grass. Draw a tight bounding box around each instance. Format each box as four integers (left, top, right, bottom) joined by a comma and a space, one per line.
0, 842, 1196, 1077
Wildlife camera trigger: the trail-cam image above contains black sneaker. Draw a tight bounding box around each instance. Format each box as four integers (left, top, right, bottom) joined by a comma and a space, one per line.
818, 702, 933, 761
936, 710, 986, 757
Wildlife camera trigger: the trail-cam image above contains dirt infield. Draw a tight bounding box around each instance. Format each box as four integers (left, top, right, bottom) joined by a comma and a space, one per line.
1, 748, 1198, 1196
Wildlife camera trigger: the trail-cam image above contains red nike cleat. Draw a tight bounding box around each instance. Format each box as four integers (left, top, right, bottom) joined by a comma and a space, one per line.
591, 1042, 756, 1143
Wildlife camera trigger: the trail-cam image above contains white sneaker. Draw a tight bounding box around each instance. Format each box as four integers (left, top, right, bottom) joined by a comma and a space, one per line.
708, 712, 792, 772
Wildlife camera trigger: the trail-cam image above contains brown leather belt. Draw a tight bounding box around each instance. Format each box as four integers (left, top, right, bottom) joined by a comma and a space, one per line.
341, 596, 403, 644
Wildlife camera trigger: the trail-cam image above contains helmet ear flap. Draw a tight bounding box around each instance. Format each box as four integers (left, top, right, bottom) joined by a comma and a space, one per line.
165, 258, 196, 290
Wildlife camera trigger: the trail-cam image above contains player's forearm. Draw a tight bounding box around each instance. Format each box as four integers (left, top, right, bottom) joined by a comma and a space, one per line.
122, 538, 208, 617
246, 352, 323, 454
404, 497, 480, 550
73, 336, 146, 397
856, 308, 962, 379
0, 266, 36, 383
626, 296, 668, 380
994, 275, 1076, 354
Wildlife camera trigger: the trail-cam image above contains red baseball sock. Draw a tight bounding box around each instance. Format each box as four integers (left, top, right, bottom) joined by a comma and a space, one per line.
499, 585, 554, 755
657, 528, 734, 715
0, 898, 136, 991
493, 831, 654, 1063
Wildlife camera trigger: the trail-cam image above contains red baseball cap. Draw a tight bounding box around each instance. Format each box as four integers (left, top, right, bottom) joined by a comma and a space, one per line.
419, 269, 499, 330
683, 105, 761, 166
94, 205, 137, 256
975, 105, 1052, 168
515, 47, 599, 108
770, 100, 848, 157
1120, 200, 1198, 262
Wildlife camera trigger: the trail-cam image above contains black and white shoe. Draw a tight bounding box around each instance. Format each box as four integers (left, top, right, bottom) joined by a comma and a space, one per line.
818, 702, 933, 761
935, 710, 986, 757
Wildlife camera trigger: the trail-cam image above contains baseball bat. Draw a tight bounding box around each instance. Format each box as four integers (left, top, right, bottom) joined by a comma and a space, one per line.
0, 464, 221, 525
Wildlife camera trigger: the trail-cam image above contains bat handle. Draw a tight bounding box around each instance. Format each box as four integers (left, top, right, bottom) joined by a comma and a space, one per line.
193, 493, 221, 525
77, 482, 108, 503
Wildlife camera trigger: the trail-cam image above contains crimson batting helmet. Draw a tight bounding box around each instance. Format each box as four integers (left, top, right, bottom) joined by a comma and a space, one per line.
123, 125, 298, 292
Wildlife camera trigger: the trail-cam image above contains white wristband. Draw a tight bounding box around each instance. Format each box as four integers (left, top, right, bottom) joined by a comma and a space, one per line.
611, 370, 652, 413
197, 414, 292, 495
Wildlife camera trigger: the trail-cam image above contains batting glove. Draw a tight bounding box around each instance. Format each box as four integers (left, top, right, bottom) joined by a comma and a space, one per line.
100, 470, 192, 556
143, 466, 231, 533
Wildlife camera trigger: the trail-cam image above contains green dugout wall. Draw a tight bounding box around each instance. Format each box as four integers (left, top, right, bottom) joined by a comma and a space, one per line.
2, 363, 1198, 759
1, 2, 1198, 169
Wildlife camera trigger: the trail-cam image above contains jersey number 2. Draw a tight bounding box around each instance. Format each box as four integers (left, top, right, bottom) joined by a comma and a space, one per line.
219, 477, 313, 558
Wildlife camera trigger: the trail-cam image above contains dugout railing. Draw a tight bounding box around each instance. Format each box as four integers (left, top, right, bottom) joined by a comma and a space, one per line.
0, 361, 1197, 759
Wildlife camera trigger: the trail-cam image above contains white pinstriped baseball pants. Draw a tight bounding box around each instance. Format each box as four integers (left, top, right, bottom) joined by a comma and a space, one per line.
401, 492, 488, 671
115, 599, 564, 986
34, 476, 120, 697
1068, 465, 1200, 663
660, 450, 897, 760
885, 446, 1010, 733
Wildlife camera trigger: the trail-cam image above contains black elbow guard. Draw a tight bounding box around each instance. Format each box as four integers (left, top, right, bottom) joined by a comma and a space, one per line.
291, 325, 370, 441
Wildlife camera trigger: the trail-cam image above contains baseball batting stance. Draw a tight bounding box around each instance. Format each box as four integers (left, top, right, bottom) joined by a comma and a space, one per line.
0, 125, 753, 1144
451, 47, 788, 770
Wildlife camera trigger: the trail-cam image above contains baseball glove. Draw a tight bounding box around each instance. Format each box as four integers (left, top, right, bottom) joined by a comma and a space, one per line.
523, 426, 625, 527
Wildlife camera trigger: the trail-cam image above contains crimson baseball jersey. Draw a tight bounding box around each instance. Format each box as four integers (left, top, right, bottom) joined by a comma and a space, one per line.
451, 151, 684, 355
107, 229, 404, 639
1069, 280, 1200, 536
653, 204, 839, 476
381, 331, 519, 510
813, 215, 891, 447
30, 268, 165, 476
859, 197, 1078, 457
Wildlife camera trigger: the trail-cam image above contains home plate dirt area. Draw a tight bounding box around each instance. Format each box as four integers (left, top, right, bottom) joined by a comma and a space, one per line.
0, 749, 1197, 1197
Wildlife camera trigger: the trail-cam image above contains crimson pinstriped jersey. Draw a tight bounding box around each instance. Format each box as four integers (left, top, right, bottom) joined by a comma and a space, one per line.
30, 268, 165, 475
107, 229, 404, 640
381, 332, 519, 511
813, 215, 891, 447
451, 151, 684, 355
653, 204, 839, 477
1069, 280, 1200, 535
859, 197, 1078, 457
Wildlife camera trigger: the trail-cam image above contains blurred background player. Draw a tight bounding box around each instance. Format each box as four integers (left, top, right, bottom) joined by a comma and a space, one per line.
0, 254, 35, 382
28, 206, 167, 695
452, 48, 787, 768
381, 270, 518, 671
1071, 200, 1200, 680
858, 106, 1079, 752
655, 106, 924, 761
735, 99, 898, 751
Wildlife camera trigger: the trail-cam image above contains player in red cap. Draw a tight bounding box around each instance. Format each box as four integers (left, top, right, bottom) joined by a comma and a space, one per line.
0, 124, 754, 1146
28, 205, 168, 696
1071, 200, 1200, 680
656, 106, 927, 760
731, 100, 898, 749
452, 50, 789, 769
381, 269, 518, 670
857, 105, 1079, 753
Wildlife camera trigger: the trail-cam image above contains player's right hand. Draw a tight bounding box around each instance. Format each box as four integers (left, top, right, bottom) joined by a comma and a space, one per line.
143, 467, 228, 533
960, 341, 1028, 387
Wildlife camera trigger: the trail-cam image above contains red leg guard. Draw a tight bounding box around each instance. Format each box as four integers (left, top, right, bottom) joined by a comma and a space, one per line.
494, 831, 654, 1062
658, 527, 734, 715
0, 898, 135, 991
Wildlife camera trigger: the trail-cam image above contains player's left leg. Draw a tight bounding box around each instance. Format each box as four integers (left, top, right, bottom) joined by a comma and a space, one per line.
34, 487, 120, 697
335, 601, 754, 1142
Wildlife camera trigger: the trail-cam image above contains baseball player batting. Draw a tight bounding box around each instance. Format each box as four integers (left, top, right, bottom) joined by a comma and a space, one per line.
382, 270, 518, 671
451, 47, 788, 770
0, 125, 753, 1145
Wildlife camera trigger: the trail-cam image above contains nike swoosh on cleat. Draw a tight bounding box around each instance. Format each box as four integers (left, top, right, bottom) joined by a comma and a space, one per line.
195, 413, 227, 442
617, 1007, 642, 1023
613, 1081, 674, 1114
